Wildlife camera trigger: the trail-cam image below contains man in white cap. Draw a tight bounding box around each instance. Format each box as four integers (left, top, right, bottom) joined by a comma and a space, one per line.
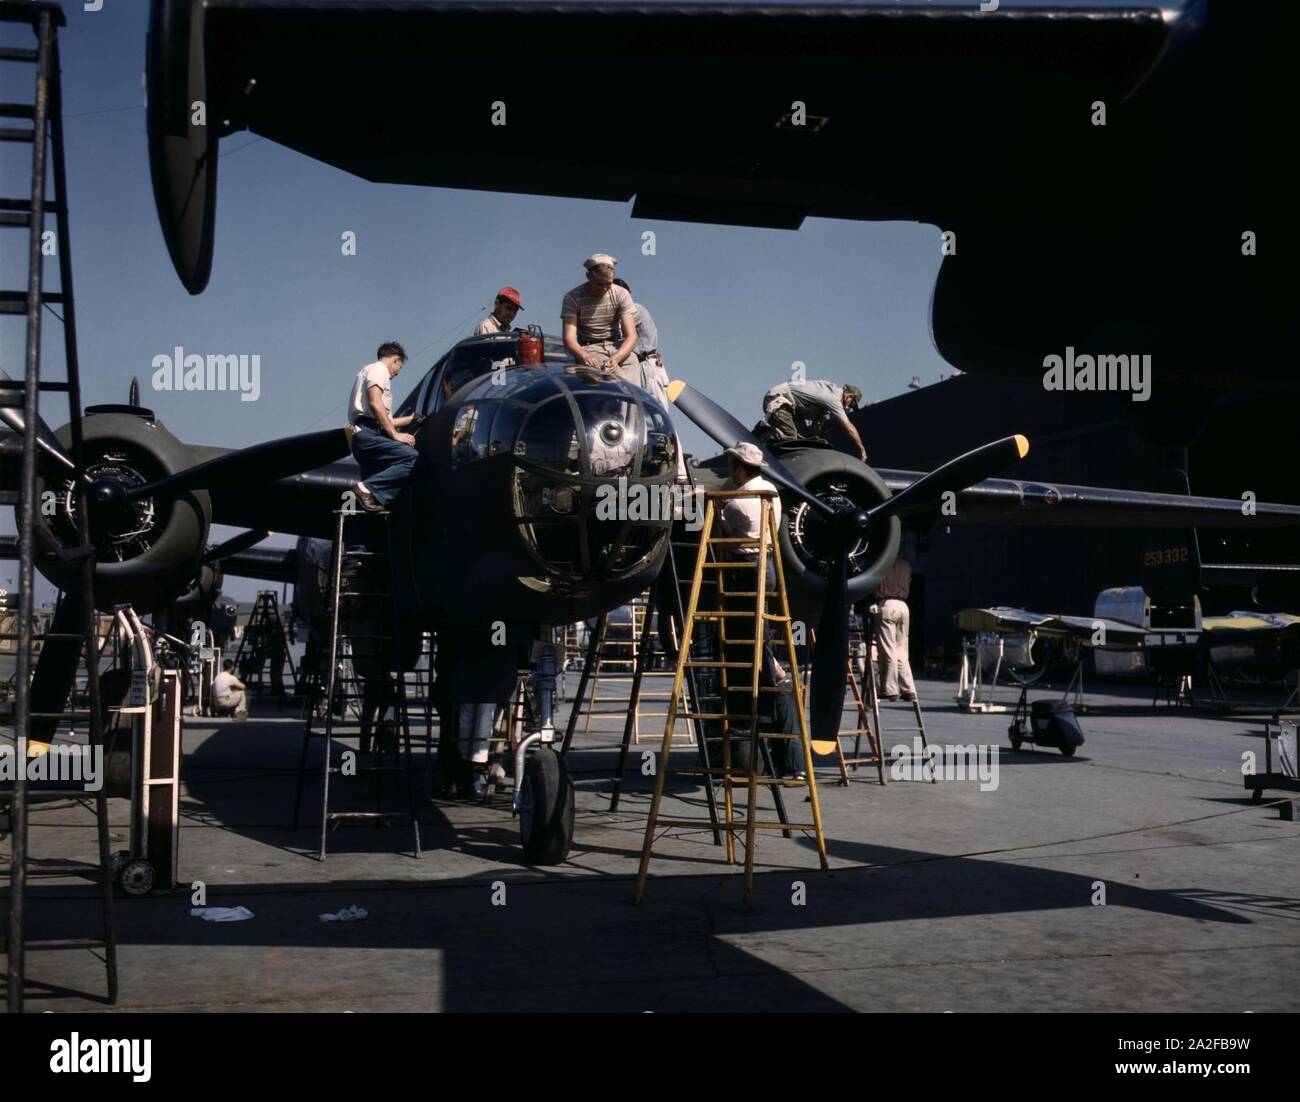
474, 286, 524, 335
717, 441, 789, 740
561, 253, 639, 383
719, 442, 777, 560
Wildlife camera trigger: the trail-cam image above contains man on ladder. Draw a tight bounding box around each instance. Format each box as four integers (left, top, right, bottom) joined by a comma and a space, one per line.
718, 443, 794, 771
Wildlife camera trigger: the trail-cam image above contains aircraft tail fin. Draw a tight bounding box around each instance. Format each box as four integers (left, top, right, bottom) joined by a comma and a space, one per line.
1138, 468, 1201, 627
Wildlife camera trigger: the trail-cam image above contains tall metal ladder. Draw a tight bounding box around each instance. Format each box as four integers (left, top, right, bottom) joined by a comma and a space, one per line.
291, 510, 423, 860
232, 590, 297, 704
635, 489, 828, 907
0, 1, 117, 1011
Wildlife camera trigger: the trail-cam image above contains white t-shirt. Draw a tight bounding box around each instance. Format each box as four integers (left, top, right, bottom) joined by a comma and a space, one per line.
349, 361, 392, 425
212, 670, 242, 706
474, 314, 508, 335
720, 474, 779, 557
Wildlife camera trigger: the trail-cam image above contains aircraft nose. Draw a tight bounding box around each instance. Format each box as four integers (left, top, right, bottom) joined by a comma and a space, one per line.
506, 377, 677, 580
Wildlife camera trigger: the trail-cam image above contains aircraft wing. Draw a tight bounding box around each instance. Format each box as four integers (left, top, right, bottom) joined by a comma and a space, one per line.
875, 469, 1300, 530
149, 0, 1178, 292
192, 447, 359, 540
1201, 612, 1300, 639
955, 606, 1149, 648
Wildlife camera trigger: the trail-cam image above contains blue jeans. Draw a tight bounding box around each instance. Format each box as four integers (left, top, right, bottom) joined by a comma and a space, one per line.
457, 703, 496, 764
351, 426, 417, 506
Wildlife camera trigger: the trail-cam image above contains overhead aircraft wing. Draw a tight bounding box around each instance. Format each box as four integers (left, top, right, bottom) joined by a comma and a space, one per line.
148, 0, 1179, 292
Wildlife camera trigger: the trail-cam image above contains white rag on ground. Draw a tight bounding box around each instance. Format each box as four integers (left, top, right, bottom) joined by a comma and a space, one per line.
319, 905, 368, 923
191, 906, 255, 922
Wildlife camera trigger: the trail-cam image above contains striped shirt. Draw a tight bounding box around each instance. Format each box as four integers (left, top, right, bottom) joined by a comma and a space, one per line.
561, 283, 635, 346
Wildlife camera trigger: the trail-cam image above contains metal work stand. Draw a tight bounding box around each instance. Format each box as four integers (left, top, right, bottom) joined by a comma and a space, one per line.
0, 2, 116, 1011
233, 590, 297, 704
863, 606, 934, 782
291, 510, 423, 860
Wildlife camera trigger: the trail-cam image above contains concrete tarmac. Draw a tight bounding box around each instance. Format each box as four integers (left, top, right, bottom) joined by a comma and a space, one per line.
3, 674, 1298, 1012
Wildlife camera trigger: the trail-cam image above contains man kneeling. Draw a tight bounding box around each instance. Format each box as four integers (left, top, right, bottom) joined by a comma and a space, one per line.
211, 659, 247, 718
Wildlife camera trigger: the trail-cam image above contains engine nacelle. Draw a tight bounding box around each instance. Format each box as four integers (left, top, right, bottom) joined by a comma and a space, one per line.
761, 446, 902, 626
33, 406, 210, 613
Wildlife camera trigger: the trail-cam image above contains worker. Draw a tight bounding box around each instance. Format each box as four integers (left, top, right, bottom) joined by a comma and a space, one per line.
561, 254, 639, 384
348, 341, 419, 513
210, 658, 247, 719
761, 379, 867, 461
610, 277, 687, 482
437, 632, 518, 800
474, 286, 524, 335
358, 674, 398, 755
716, 443, 791, 751
875, 556, 916, 702
611, 278, 660, 372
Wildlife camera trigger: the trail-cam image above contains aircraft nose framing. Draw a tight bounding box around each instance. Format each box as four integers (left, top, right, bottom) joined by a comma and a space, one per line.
449, 368, 678, 583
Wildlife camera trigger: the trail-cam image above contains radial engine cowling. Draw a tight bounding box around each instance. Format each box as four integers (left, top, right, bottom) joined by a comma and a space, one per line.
32, 406, 210, 613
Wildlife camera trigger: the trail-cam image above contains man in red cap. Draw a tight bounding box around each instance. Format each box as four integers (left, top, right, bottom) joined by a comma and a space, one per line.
475, 286, 523, 335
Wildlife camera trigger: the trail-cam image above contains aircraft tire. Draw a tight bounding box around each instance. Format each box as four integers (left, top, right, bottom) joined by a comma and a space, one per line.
519, 748, 574, 865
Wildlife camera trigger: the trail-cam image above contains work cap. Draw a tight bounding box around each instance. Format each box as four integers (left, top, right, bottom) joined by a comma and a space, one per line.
584, 253, 618, 270
724, 442, 765, 467
496, 286, 523, 308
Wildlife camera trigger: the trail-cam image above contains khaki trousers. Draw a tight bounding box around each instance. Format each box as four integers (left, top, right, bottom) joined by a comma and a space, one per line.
875, 598, 916, 698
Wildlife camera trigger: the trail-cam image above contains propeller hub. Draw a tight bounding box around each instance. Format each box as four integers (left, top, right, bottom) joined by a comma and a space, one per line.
89, 478, 125, 506
833, 506, 871, 544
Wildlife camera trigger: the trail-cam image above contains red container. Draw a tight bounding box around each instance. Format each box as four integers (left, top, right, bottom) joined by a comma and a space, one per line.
518, 326, 544, 365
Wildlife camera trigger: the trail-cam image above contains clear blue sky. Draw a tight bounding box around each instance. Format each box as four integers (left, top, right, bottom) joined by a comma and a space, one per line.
0, 0, 1178, 600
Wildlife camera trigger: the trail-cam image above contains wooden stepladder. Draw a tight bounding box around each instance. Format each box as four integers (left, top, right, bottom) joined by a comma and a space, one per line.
863, 605, 935, 783
806, 628, 887, 786
635, 489, 828, 907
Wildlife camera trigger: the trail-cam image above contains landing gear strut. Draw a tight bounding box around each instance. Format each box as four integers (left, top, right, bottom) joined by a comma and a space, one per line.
513, 643, 574, 864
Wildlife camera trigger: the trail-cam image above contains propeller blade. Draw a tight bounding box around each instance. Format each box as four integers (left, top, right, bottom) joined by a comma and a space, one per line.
665, 380, 834, 519
869, 435, 1029, 520
808, 552, 851, 750
0, 367, 75, 473
122, 428, 351, 502
129, 376, 141, 407
202, 528, 271, 564
28, 592, 89, 743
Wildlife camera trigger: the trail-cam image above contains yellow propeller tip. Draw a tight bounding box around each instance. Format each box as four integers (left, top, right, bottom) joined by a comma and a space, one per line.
1013, 434, 1030, 458
666, 380, 686, 403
